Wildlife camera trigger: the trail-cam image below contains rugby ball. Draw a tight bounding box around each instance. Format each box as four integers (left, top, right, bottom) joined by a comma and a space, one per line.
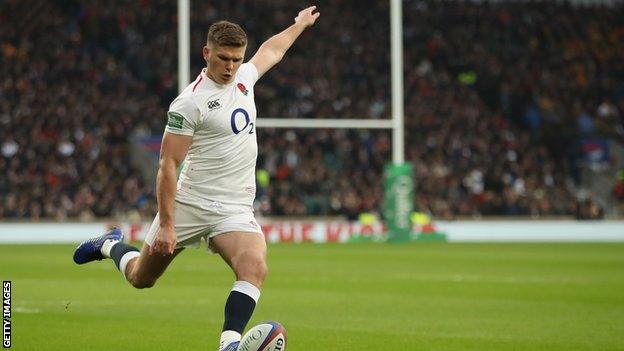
238, 321, 287, 351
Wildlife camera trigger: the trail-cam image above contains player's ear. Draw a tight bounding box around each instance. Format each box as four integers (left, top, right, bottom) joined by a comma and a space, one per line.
202, 45, 210, 61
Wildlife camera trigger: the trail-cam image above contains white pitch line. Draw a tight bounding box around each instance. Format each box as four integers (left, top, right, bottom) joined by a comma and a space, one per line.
13, 307, 41, 314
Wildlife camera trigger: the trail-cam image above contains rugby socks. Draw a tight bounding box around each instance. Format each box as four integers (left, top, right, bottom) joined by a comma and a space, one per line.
100, 239, 117, 258
109, 242, 140, 279
221, 280, 261, 340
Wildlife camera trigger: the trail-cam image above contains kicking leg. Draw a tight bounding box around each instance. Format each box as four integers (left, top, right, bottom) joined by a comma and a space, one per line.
210, 231, 267, 351
122, 244, 183, 289
73, 227, 182, 289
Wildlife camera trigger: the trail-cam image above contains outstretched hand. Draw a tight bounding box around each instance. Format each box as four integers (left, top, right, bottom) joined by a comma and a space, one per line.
295, 6, 320, 28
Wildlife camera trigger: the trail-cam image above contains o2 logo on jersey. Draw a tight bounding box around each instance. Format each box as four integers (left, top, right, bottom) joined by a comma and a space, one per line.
230, 108, 254, 135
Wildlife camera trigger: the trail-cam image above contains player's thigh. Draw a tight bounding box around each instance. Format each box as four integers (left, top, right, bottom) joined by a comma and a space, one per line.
208, 207, 266, 269
210, 231, 267, 271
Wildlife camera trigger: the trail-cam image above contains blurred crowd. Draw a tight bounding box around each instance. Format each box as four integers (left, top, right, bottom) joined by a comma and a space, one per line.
0, 1, 160, 220
1, 0, 623, 220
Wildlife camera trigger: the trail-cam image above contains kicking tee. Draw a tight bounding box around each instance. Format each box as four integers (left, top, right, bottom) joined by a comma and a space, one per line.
165, 63, 259, 208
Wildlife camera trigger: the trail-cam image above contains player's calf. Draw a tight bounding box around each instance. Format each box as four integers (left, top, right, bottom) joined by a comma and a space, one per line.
121, 245, 183, 289
109, 242, 143, 286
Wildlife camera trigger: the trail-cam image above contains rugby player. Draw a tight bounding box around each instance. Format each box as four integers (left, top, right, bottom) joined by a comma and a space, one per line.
73, 6, 320, 351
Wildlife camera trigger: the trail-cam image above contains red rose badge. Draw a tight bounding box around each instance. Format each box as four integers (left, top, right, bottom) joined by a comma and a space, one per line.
237, 83, 249, 96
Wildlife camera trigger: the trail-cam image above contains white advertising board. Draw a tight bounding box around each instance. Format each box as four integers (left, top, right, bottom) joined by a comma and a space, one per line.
0, 220, 622, 243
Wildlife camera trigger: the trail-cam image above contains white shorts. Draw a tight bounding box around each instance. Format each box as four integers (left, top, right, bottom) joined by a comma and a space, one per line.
144, 200, 264, 251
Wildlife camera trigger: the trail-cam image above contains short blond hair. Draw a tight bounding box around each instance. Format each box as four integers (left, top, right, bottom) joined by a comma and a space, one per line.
207, 21, 247, 47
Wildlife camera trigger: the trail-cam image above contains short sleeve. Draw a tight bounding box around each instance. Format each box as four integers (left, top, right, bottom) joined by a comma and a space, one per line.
165, 95, 200, 136
237, 62, 259, 87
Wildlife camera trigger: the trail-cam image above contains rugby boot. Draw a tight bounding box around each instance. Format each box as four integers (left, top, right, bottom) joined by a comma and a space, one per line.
73, 227, 123, 264
219, 341, 240, 351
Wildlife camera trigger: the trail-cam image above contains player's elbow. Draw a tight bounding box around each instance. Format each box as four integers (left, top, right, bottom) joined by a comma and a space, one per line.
261, 45, 285, 65
272, 50, 285, 64
158, 156, 180, 173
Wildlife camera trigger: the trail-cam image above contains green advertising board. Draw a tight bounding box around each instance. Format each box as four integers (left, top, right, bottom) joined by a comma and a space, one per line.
384, 163, 414, 242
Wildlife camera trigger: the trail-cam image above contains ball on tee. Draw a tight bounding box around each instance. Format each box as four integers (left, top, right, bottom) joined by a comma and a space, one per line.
238, 321, 287, 351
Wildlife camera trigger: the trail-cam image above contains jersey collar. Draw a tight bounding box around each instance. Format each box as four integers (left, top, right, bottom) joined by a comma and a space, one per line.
201, 68, 235, 89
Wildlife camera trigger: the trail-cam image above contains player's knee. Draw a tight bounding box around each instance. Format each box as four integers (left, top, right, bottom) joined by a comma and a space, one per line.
132, 278, 156, 289
254, 259, 268, 282
237, 255, 267, 285
135, 279, 156, 289
127, 272, 157, 289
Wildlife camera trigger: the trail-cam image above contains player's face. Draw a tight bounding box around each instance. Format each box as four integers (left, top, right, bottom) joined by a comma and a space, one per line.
203, 44, 246, 84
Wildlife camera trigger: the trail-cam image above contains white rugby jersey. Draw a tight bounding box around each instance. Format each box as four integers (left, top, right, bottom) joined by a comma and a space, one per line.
164, 63, 259, 208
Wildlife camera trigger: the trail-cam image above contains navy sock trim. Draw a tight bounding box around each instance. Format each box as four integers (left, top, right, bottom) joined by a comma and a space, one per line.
223, 290, 257, 333
110, 243, 140, 270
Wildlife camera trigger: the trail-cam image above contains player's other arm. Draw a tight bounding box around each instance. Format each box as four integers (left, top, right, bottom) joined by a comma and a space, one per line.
152, 132, 192, 255
250, 5, 320, 78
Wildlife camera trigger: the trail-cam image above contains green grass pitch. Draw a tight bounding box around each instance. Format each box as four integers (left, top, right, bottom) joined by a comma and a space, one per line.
1, 242, 623, 351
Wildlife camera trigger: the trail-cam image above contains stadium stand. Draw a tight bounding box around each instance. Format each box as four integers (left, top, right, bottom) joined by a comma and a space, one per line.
1, 0, 622, 220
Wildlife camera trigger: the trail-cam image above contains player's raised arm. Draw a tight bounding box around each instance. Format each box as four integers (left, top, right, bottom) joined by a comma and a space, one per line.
250, 5, 320, 79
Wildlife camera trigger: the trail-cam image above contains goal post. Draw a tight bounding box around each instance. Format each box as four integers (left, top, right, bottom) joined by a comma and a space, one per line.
386, 0, 412, 242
